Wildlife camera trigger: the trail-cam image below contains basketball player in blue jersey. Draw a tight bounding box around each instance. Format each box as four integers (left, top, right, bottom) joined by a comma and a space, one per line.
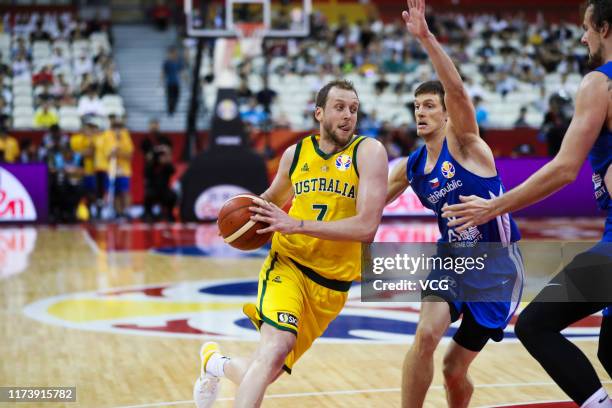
442, 2, 612, 406
386, 1, 524, 406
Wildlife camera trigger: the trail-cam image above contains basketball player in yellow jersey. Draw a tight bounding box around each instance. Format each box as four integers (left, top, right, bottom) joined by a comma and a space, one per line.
193, 79, 389, 408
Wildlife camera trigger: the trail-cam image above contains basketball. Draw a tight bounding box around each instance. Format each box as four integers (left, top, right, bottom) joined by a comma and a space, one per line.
217, 194, 272, 250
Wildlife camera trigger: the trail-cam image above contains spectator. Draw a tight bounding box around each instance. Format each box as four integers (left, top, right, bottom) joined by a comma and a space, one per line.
473, 96, 489, 128
19, 139, 40, 163
0, 52, 10, 76
374, 73, 390, 94
78, 73, 98, 97
152, 0, 171, 31
51, 73, 76, 106
359, 110, 382, 138
12, 52, 31, 79
32, 65, 54, 87
78, 85, 105, 117
0, 126, 20, 163
34, 100, 59, 129
514, 106, 529, 127
241, 97, 267, 127
141, 118, 176, 221
99, 65, 120, 96
0, 96, 10, 125
74, 53, 94, 78
48, 146, 83, 223
30, 21, 51, 42
50, 47, 69, 71
256, 76, 277, 114
236, 79, 253, 107
162, 47, 185, 116
495, 71, 518, 98
40, 124, 69, 162
539, 92, 572, 156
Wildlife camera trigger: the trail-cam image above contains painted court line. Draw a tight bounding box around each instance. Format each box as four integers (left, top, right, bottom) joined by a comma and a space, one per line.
82, 229, 101, 255
113, 380, 612, 408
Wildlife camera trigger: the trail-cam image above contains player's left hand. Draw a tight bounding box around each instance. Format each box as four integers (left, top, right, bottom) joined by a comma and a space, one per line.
441, 195, 496, 232
250, 197, 300, 235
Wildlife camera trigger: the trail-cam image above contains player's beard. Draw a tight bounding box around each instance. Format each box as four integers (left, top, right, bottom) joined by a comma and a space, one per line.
323, 121, 353, 148
587, 41, 604, 69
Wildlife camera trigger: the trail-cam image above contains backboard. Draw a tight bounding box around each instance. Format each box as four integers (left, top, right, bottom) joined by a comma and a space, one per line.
184, 0, 311, 38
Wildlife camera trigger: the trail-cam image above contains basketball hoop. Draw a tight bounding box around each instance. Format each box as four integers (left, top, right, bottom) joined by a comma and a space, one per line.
235, 22, 265, 59
214, 22, 266, 88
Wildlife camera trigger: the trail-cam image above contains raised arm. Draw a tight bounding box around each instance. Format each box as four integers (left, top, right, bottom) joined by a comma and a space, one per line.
252, 139, 389, 242
402, 0, 479, 145
259, 144, 296, 207
387, 157, 410, 204
443, 71, 609, 230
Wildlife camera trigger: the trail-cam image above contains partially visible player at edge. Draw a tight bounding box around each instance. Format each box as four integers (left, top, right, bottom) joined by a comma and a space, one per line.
387, 0, 523, 407
442, 1, 612, 406
192, 79, 388, 408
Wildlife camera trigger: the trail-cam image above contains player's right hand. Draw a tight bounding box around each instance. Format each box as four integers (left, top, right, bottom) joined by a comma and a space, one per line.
402, 0, 430, 40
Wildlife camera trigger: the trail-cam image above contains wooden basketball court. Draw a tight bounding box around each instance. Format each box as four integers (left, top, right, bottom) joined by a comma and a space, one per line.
1, 219, 609, 408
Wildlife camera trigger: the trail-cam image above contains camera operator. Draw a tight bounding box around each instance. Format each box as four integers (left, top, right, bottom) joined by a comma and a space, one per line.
141, 119, 176, 222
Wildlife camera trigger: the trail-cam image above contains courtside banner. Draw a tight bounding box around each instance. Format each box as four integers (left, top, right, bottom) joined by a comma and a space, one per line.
0, 164, 47, 223
361, 242, 612, 303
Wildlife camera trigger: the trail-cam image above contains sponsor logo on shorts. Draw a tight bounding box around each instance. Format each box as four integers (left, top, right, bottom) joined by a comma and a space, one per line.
277, 312, 298, 327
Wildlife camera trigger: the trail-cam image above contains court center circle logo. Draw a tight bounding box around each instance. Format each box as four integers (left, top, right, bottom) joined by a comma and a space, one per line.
23, 279, 602, 343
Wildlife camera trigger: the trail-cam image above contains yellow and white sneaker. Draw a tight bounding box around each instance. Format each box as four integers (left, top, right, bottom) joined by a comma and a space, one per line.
193, 342, 221, 408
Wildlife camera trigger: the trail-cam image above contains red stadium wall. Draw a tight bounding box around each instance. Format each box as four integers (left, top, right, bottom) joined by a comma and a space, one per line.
11, 128, 545, 204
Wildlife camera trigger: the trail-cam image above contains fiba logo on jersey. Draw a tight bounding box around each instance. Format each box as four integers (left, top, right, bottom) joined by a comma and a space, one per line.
335, 155, 352, 171
441, 161, 455, 179
217, 99, 238, 121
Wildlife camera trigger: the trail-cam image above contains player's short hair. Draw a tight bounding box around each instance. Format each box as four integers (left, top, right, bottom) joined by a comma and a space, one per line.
586, 0, 612, 32
315, 80, 358, 109
415, 80, 446, 111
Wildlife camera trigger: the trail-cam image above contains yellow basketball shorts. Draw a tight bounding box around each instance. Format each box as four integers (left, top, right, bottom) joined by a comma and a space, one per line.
243, 251, 351, 373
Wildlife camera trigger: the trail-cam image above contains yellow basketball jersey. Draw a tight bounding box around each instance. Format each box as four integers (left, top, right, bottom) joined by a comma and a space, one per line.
272, 134, 367, 282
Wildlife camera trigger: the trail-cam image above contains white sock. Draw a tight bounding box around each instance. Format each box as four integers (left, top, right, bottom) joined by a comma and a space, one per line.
205, 353, 229, 378
581, 387, 612, 408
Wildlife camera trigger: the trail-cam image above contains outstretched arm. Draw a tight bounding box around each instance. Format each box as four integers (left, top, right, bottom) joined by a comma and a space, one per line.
402, 0, 481, 146
442, 71, 609, 231
387, 157, 410, 204
251, 139, 389, 242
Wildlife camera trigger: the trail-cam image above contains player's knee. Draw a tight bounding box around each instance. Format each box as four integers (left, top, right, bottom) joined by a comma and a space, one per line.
414, 325, 442, 356
515, 310, 539, 346
442, 355, 468, 385
257, 332, 295, 372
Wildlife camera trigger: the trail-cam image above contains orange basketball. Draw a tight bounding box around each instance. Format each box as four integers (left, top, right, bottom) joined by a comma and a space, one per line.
217, 194, 272, 250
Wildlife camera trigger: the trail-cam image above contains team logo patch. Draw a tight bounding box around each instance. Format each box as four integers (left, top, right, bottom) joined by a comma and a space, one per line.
429, 178, 440, 189
441, 161, 455, 179
277, 312, 298, 327
335, 155, 352, 172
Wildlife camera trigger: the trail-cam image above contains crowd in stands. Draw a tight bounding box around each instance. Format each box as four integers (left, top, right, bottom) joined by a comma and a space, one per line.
194, 7, 586, 147
1, 11, 124, 131
0, 12, 151, 223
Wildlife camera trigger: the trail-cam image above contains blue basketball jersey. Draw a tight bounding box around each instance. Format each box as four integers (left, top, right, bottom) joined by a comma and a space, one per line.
592, 61, 612, 242
407, 139, 521, 244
